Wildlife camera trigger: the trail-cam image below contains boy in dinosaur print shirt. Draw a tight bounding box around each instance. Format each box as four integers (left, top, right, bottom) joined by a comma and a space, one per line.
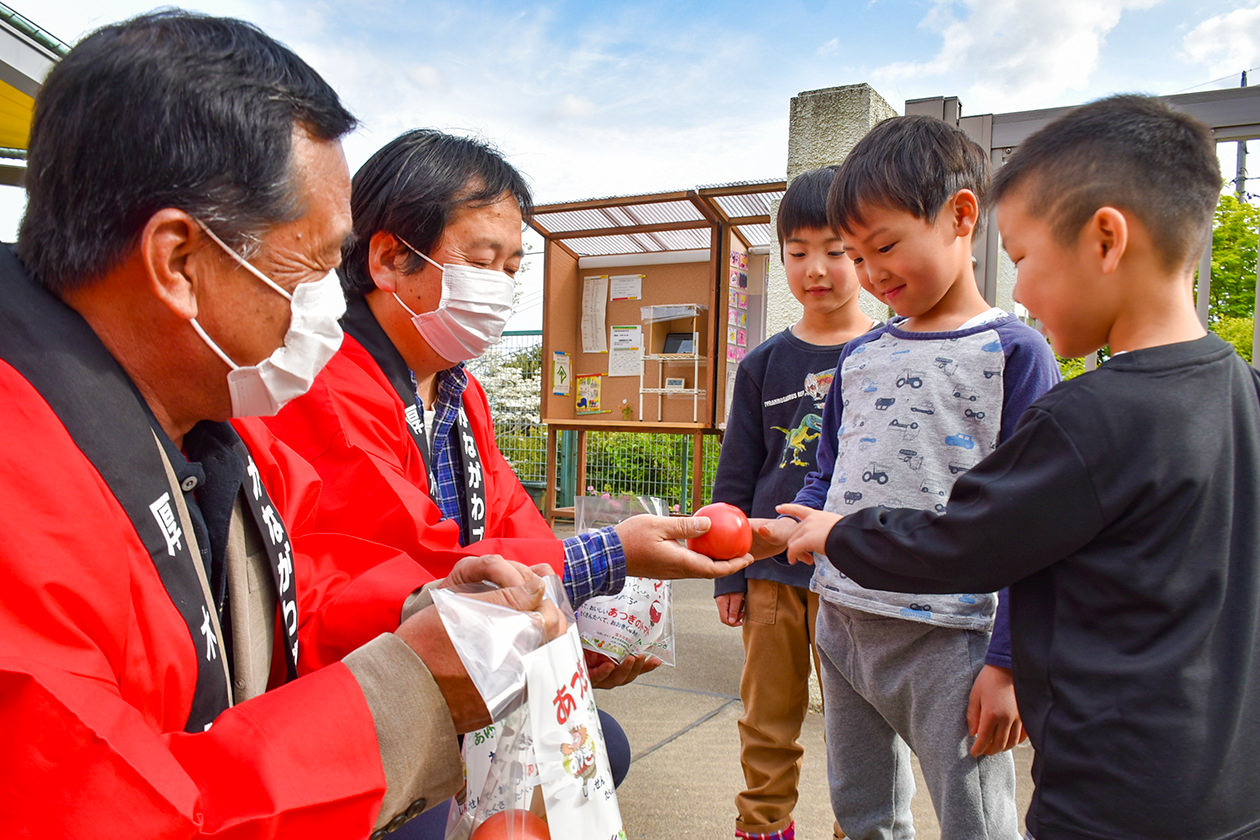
712, 166, 876, 840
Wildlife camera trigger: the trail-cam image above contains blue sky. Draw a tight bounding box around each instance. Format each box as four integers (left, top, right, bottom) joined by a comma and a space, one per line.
5, 0, 1260, 326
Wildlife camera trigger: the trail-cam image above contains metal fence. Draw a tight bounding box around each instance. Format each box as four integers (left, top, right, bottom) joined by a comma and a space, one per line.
581, 430, 721, 512
470, 330, 722, 512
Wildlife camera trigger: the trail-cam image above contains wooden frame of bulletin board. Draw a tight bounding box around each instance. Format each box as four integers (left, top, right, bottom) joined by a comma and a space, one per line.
530, 181, 785, 521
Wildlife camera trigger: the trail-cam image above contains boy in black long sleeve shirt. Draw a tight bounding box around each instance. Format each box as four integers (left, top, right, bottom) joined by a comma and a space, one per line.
776, 95, 1260, 840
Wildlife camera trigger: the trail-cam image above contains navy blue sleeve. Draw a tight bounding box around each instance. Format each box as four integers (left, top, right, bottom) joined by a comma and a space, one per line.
712, 357, 767, 597
998, 321, 1061, 444
985, 590, 1013, 668
981, 322, 1058, 666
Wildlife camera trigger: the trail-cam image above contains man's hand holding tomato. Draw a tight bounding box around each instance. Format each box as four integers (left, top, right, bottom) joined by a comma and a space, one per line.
615, 513, 753, 580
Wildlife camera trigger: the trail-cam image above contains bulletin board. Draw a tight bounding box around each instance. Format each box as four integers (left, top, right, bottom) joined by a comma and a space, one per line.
533, 183, 785, 431
528, 181, 785, 520
540, 245, 715, 427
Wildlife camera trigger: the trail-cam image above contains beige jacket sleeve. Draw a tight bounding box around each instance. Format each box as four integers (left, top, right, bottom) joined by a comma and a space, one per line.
342, 633, 463, 834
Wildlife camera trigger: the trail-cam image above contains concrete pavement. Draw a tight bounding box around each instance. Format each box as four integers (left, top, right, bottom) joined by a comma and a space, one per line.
588, 574, 1036, 839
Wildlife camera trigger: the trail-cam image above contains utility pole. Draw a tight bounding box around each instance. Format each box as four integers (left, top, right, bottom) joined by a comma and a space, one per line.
1237, 71, 1248, 198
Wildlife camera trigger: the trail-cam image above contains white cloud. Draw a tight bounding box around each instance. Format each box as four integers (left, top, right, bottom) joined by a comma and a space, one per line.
546, 93, 598, 120
1181, 3, 1260, 80
818, 37, 841, 56
869, 0, 1158, 113
408, 64, 443, 90
299, 5, 784, 201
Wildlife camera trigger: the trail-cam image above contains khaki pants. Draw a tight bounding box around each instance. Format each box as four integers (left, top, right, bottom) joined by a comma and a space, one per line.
735, 579, 843, 838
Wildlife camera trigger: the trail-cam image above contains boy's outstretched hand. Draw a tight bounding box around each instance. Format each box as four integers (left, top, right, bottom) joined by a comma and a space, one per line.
775, 503, 843, 565
748, 516, 796, 560
967, 664, 1027, 756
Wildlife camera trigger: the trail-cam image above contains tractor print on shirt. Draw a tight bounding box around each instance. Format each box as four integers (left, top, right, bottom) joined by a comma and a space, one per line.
773, 413, 823, 468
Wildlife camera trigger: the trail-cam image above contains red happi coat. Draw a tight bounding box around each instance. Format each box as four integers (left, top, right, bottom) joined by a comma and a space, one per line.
0, 364, 433, 838
232, 419, 444, 672
264, 317, 565, 618
0, 240, 453, 836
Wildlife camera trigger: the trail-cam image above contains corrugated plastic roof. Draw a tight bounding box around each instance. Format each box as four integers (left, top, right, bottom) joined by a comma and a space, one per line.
530, 179, 784, 258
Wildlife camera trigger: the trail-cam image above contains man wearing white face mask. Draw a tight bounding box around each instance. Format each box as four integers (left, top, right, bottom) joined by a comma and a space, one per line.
269, 130, 753, 643
190, 220, 349, 417
0, 13, 566, 838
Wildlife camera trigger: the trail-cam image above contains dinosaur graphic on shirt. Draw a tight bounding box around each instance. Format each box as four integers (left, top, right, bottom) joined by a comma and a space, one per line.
773, 413, 823, 468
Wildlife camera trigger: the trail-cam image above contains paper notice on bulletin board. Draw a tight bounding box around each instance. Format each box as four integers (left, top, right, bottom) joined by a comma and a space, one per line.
608, 274, 643, 301
552, 351, 571, 395
582, 275, 609, 353
607, 325, 642, 377
576, 375, 603, 414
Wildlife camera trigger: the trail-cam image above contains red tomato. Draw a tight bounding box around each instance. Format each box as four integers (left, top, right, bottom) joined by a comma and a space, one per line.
470, 809, 550, 840
687, 502, 753, 560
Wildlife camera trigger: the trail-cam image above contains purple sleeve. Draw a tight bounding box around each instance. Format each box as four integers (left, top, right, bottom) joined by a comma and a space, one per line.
985, 589, 1013, 668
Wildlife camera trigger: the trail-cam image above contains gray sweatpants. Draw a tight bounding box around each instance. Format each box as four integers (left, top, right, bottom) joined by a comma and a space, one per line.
816, 601, 1020, 840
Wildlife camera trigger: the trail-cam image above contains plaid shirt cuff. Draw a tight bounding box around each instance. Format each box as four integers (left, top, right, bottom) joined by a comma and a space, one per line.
561, 526, 626, 609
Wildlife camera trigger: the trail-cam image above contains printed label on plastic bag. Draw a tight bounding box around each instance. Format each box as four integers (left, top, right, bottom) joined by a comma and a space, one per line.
577, 576, 674, 666
525, 624, 626, 840
463, 712, 538, 820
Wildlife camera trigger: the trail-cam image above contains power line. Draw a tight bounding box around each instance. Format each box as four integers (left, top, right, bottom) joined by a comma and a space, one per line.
1174, 68, 1260, 95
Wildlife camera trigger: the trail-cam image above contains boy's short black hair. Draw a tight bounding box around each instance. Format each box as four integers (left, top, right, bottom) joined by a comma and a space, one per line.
828, 114, 989, 236
990, 94, 1221, 272
777, 165, 840, 252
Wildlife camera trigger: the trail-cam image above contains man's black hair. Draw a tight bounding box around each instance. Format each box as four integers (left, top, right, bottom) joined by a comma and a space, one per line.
776, 166, 841, 253
17, 10, 357, 293
990, 94, 1221, 271
829, 114, 989, 236
340, 129, 533, 298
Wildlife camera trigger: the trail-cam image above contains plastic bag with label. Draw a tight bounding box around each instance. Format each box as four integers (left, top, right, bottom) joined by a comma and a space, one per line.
437, 576, 626, 840
574, 494, 675, 667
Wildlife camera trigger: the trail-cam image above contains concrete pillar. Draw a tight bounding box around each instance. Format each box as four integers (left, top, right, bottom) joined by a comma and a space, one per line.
765, 83, 899, 339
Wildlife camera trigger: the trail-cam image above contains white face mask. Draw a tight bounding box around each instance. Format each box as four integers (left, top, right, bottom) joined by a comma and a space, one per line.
391, 235, 516, 364
190, 222, 346, 417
